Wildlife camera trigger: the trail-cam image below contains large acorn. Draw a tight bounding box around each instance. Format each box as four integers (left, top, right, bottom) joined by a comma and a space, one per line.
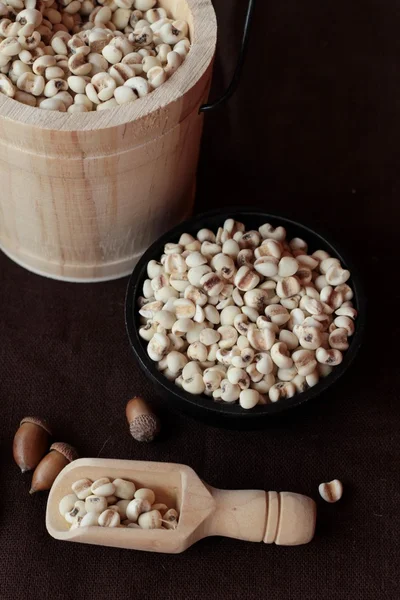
13, 417, 52, 473
30, 442, 78, 494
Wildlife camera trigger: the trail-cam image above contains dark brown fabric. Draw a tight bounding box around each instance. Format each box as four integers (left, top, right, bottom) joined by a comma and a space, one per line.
1, 1, 399, 598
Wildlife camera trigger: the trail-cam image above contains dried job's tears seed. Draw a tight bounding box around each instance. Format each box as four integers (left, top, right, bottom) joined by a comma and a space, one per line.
318, 479, 343, 503
138, 219, 357, 409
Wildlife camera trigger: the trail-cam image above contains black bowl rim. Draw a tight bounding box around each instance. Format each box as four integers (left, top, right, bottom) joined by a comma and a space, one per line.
125, 208, 366, 420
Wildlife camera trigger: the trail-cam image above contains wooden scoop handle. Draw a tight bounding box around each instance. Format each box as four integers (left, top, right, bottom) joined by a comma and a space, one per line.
202, 487, 316, 546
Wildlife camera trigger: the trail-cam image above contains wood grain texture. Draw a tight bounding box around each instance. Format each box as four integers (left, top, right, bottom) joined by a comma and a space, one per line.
46, 458, 317, 553
0, 0, 217, 281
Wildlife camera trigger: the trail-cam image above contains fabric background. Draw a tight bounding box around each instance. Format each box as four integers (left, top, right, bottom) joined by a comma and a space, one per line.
1, 1, 399, 598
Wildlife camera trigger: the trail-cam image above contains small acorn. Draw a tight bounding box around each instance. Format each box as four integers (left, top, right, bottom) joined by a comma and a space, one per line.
126, 397, 160, 442
13, 417, 52, 473
30, 442, 78, 494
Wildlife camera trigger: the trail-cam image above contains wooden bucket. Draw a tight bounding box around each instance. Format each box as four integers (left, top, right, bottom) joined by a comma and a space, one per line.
0, 0, 216, 282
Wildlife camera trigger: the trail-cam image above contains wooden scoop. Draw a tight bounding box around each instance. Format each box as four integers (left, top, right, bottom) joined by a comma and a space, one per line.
46, 458, 316, 553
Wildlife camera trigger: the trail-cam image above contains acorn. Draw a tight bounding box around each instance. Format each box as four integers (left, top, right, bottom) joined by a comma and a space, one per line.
126, 397, 160, 442
13, 417, 52, 473
30, 442, 78, 494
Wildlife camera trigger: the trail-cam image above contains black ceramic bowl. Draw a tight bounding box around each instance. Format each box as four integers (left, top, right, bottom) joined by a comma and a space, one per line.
125, 209, 365, 428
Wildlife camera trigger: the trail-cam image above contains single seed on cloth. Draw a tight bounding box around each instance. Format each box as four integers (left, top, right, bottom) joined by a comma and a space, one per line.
318, 479, 343, 503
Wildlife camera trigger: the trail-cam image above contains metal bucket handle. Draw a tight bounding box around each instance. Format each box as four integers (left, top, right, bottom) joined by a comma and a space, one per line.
199, 0, 256, 113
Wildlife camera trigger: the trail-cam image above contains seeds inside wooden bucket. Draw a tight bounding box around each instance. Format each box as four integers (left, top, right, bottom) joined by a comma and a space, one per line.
0, 0, 191, 112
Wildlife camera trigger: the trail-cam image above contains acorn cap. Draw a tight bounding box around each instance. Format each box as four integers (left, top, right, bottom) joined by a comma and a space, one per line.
20, 417, 52, 436
129, 414, 160, 443
50, 442, 78, 462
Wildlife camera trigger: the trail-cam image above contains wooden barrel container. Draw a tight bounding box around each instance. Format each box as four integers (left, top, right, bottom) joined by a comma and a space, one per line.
0, 0, 216, 281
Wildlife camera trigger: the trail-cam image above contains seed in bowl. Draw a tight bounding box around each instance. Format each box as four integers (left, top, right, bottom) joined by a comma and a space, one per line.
138, 219, 358, 409
0, 1, 190, 112
60, 477, 179, 530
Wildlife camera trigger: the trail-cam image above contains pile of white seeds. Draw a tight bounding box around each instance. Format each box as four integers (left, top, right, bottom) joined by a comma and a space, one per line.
138, 219, 358, 409
0, 0, 190, 112
59, 476, 179, 529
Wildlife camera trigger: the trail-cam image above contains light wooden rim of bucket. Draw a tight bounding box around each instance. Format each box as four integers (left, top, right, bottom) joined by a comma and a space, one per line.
0, 0, 216, 131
